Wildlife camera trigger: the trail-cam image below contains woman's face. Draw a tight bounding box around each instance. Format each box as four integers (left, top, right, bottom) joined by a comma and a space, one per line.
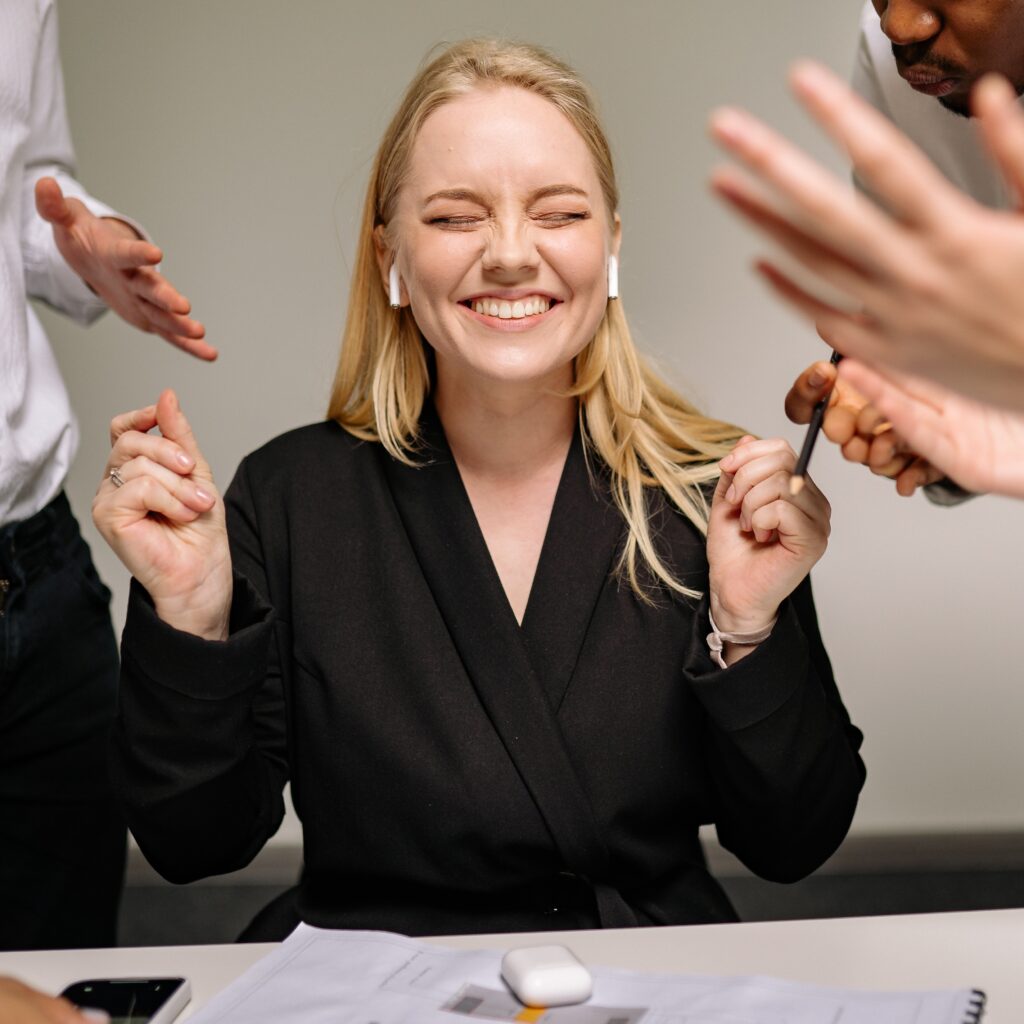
387, 86, 619, 391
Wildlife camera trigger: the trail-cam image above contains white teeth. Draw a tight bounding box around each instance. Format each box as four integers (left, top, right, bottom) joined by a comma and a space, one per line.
470, 296, 551, 319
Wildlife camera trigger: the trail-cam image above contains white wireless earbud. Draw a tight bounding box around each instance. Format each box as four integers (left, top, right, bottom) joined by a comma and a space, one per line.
389, 262, 402, 308
607, 254, 619, 300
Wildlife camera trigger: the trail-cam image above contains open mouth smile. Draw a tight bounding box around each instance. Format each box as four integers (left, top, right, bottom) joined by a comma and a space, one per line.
460, 292, 565, 327
462, 292, 557, 319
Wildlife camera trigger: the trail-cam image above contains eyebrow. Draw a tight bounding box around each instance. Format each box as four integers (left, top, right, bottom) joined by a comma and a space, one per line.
421, 184, 590, 207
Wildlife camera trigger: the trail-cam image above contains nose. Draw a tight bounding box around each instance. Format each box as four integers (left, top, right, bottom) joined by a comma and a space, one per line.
481, 218, 539, 278
875, 0, 941, 46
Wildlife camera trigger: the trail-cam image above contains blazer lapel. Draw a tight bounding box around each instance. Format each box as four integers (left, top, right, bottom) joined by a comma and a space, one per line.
520, 425, 623, 711
378, 405, 624, 897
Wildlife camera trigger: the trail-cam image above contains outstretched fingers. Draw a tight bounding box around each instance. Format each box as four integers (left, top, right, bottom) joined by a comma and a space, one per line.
788, 60, 966, 228
709, 102, 902, 275
110, 235, 163, 270
137, 297, 207, 342
711, 166, 880, 306
753, 262, 897, 369
150, 322, 218, 362
129, 266, 191, 315
973, 74, 1024, 209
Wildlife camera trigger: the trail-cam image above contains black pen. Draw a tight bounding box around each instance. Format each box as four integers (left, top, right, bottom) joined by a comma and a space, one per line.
789, 350, 842, 496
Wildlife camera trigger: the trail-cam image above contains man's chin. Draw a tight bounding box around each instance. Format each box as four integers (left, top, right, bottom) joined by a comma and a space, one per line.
937, 79, 1024, 119
937, 92, 972, 118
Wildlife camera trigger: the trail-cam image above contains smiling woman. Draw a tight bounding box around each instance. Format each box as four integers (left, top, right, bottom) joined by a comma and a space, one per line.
93, 38, 865, 941
332, 41, 745, 603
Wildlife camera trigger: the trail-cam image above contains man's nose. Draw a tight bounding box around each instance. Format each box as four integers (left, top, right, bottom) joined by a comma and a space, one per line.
481, 220, 539, 276
876, 0, 941, 47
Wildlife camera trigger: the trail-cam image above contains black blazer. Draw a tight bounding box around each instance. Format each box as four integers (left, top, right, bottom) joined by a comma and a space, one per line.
112, 409, 865, 936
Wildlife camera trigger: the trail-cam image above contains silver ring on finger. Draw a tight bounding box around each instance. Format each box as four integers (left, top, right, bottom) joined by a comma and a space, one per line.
109, 466, 126, 489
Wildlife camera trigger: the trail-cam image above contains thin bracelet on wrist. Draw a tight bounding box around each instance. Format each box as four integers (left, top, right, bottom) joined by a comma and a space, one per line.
706, 609, 777, 669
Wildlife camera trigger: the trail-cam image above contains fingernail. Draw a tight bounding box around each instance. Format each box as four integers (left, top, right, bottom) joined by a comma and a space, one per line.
194, 486, 213, 504
711, 108, 750, 143
808, 371, 826, 388
176, 451, 194, 469
977, 73, 1016, 105
791, 60, 832, 94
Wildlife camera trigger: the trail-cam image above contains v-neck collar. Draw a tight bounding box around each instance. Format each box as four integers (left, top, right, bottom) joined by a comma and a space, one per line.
517, 418, 624, 711
378, 401, 632, 903
384, 401, 623, 711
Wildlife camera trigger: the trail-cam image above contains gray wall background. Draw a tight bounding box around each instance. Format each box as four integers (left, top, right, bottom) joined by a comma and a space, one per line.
40, 0, 1024, 847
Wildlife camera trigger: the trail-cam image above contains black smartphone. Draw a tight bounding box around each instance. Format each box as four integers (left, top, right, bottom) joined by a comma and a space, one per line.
60, 978, 191, 1024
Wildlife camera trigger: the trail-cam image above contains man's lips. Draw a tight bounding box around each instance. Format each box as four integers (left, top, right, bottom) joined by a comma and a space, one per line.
898, 65, 962, 97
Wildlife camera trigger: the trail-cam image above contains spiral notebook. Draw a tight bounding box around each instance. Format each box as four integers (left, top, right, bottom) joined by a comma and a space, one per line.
185, 925, 987, 1023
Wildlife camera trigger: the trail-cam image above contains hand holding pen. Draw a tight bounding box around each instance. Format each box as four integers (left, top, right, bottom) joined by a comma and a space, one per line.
784, 351, 945, 497
788, 351, 842, 495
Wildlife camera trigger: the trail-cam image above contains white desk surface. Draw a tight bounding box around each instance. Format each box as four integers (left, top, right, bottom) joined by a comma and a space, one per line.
0, 909, 1019, 1021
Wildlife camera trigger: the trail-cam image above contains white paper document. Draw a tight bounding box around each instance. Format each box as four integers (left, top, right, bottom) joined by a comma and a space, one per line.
186, 925, 985, 1024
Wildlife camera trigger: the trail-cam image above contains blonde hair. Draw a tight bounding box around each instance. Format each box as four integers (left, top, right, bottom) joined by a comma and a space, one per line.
327, 38, 745, 600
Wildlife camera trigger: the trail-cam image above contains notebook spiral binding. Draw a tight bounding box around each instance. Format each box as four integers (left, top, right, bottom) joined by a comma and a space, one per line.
963, 988, 986, 1023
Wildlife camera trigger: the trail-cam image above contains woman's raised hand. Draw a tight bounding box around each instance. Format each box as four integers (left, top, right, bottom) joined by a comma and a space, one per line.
706, 437, 831, 661
92, 388, 232, 640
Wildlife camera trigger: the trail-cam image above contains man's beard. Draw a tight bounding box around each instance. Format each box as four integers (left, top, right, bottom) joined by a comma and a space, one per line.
938, 79, 1024, 118
938, 93, 972, 118
892, 42, 1024, 119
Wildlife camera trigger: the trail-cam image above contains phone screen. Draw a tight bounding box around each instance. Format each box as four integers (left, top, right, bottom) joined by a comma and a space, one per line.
61, 979, 187, 1024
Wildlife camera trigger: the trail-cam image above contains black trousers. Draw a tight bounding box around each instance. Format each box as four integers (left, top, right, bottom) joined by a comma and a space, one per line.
0, 492, 126, 950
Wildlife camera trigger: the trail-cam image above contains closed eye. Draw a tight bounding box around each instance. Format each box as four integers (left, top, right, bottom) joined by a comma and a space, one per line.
534, 211, 589, 225
429, 216, 483, 228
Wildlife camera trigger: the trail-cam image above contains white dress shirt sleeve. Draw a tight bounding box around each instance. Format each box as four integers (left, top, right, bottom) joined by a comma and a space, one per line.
19, 0, 145, 326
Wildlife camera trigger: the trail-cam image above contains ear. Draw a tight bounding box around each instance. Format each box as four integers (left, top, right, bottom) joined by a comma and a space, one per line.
373, 224, 392, 295
611, 212, 622, 259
